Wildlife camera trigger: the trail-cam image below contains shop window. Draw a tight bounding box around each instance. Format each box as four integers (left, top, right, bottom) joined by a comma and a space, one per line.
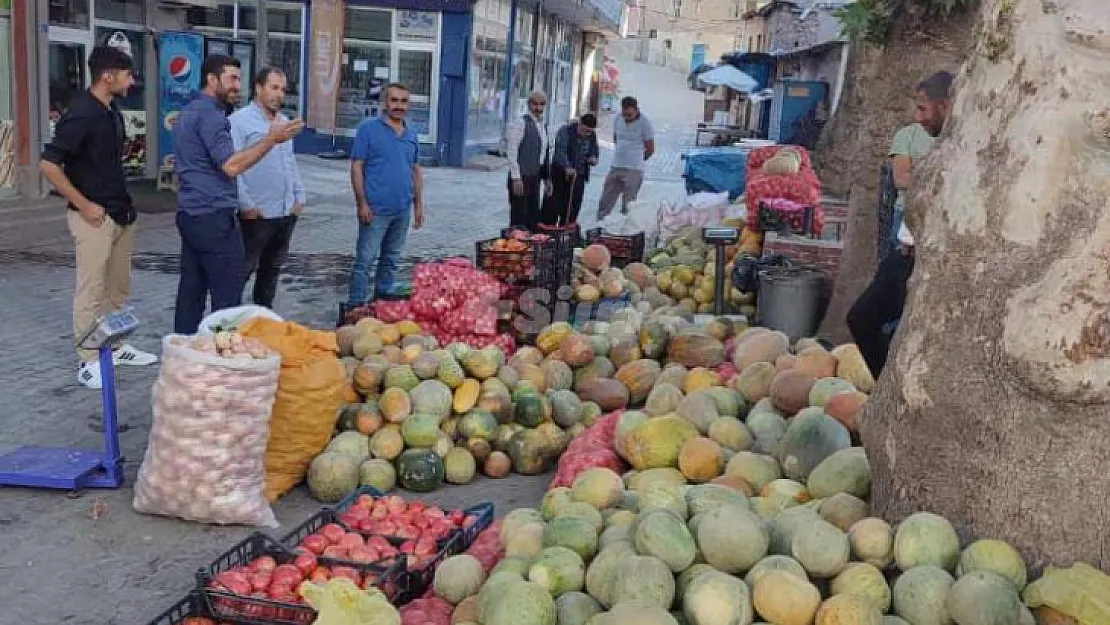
467, 9, 509, 146
346, 8, 391, 41
234, 4, 304, 117
185, 4, 235, 30
94, 0, 144, 24
49, 0, 90, 28
336, 8, 391, 134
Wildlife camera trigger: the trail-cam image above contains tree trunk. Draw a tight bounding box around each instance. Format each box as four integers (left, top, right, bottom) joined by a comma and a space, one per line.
814, 9, 976, 341
862, 0, 1110, 573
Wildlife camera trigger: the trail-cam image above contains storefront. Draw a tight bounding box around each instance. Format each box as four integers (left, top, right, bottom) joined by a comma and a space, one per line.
0, 1, 14, 198
45, 0, 151, 178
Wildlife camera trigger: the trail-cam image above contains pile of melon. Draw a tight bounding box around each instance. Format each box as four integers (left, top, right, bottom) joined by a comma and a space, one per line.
432, 461, 1044, 625
643, 226, 761, 316
308, 317, 605, 502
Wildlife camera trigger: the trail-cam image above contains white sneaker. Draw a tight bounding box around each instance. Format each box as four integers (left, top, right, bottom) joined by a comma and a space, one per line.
78, 361, 103, 389
113, 343, 158, 367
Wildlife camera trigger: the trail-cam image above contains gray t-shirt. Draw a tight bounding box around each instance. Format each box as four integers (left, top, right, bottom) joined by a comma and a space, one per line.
612, 114, 654, 170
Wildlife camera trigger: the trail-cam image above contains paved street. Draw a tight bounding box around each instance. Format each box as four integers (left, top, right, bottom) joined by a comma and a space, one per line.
0, 51, 703, 624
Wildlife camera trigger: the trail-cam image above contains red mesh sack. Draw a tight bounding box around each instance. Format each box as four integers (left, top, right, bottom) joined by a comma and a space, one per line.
747, 145, 814, 172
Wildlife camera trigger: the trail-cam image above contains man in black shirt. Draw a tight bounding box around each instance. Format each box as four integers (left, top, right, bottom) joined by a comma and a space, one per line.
41, 46, 157, 389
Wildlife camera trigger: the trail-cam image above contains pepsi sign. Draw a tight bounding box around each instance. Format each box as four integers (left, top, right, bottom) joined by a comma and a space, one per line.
157, 32, 204, 168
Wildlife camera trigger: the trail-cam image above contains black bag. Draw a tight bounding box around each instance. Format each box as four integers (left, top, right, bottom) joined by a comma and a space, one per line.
731, 253, 793, 294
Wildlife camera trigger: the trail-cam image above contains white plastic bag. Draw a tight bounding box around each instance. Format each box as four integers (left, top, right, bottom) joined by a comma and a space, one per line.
132, 334, 281, 527
198, 305, 283, 336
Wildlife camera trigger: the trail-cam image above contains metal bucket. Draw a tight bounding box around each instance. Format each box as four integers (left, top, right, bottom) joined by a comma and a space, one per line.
756, 265, 823, 341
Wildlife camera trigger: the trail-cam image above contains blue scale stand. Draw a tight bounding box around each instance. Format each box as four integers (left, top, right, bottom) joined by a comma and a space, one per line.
0, 309, 139, 491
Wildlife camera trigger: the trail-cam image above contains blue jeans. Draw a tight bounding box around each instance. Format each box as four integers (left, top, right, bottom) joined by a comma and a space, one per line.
174, 211, 245, 334
348, 211, 411, 304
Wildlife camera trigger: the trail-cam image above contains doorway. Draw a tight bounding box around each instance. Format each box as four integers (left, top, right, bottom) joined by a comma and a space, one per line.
48, 41, 88, 134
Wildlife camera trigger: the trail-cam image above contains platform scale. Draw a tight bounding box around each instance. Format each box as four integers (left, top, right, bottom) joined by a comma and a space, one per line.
0, 309, 139, 491
703, 226, 741, 317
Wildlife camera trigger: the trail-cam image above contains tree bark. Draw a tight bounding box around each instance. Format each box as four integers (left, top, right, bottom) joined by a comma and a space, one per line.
861, 0, 1110, 573
814, 9, 976, 341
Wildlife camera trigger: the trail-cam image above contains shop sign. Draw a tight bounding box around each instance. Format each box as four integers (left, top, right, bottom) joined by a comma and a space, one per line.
307, 0, 345, 132
157, 31, 204, 169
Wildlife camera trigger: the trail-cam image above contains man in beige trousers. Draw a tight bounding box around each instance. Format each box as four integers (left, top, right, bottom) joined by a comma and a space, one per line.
41, 46, 157, 389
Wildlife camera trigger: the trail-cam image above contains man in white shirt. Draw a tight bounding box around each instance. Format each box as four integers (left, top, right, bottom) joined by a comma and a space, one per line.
597, 96, 654, 220
504, 91, 550, 231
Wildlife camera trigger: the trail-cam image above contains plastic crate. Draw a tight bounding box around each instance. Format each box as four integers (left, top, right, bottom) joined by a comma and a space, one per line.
147, 592, 226, 625
329, 487, 495, 554
277, 508, 406, 602
585, 228, 646, 268
500, 226, 577, 288
196, 533, 317, 625
475, 237, 559, 286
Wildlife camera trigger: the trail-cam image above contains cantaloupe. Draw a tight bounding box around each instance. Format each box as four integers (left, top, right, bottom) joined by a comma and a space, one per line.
683, 570, 753, 625
678, 437, 725, 483
369, 428, 404, 460
815, 594, 882, 625
894, 512, 961, 572
501, 508, 544, 545
945, 570, 1023, 625
619, 416, 701, 470
634, 509, 697, 572
819, 493, 870, 533
585, 542, 636, 608
707, 416, 753, 452
542, 487, 574, 521
849, 518, 895, 569
808, 447, 871, 499
358, 458, 397, 492
831, 343, 875, 393
831, 562, 891, 612
733, 361, 778, 402
791, 518, 850, 578
776, 411, 852, 482
957, 539, 1028, 590
733, 331, 790, 371
809, 377, 858, 408
645, 383, 685, 416
543, 516, 599, 561
434, 554, 486, 604
554, 501, 605, 534
793, 348, 838, 379
744, 555, 808, 589
726, 451, 782, 490
695, 504, 768, 574
572, 467, 625, 510
683, 367, 722, 394
752, 570, 822, 625
684, 483, 750, 517
824, 391, 868, 433
556, 592, 602, 625
306, 452, 360, 503
582, 244, 612, 272
637, 482, 689, 520
444, 447, 477, 484
610, 556, 676, 611
769, 369, 817, 414
675, 390, 719, 435
593, 601, 680, 625
529, 546, 586, 597
768, 506, 823, 556
891, 565, 954, 625
482, 579, 557, 625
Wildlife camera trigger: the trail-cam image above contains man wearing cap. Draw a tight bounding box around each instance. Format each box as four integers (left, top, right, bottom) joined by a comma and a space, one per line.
504, 91, 550, 231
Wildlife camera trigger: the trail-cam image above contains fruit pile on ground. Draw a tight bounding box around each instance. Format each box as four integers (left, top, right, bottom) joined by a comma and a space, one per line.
643, 226, 758, 316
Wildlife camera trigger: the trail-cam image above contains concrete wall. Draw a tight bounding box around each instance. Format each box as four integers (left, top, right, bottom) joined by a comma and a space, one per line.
627, 0, 755, 73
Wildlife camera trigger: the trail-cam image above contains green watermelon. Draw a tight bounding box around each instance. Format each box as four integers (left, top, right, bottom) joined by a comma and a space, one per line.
459, 409, 499, 441
515, 395, 549, 427
634, 509, 697, 572
402, 412, 441, 447
528, 546, 586, 597
543, 516, 599, 561
396, 448, 444, 492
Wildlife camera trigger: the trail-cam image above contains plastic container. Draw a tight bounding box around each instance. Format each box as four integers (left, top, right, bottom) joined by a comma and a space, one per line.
756, 265, 823, 341
146, 592, 227, 625
329, 487, 495, 554
584, 229, 646, 268
475, 237, 559, 286
196, 533, 317, 625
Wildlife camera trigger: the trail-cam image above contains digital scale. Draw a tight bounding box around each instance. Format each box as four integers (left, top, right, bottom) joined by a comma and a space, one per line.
0, 309, 140, 491
703, 226, 741, 316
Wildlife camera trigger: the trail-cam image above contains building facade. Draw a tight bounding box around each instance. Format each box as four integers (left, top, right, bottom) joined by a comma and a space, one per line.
624, 0, 759, 74
2, 0, 625, 199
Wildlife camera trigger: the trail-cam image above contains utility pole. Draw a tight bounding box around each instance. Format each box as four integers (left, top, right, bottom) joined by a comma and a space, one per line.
255, 0, 269, 70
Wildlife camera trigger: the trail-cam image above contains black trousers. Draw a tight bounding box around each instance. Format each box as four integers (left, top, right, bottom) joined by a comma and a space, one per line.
241, 215, 297, 309
541, 171, 586, 226
847, 248, 915, 376
508, 174, 543, 231
174, 211, 245, 334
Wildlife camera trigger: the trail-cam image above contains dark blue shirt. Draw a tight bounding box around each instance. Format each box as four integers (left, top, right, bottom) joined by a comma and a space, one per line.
173, 94, 238, 215
351, 116, 419, 215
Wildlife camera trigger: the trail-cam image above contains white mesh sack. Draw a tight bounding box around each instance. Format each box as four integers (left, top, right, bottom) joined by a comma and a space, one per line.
133, 333, 281, 527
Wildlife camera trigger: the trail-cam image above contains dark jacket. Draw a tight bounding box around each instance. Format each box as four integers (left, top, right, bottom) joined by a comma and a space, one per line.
551, 122, 600, 181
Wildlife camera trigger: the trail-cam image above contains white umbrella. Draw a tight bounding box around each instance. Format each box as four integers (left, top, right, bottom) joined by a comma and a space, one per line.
697, 65, 758, 93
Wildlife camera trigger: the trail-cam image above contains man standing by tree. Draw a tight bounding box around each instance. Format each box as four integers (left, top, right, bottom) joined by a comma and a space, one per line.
847, 71, 953, 375
504, 90, 550, 231
543, 113, 599, 226
172, 55, 303, 333
40, 46, 158, 389
597, 96, 654, 220
347, 83, 425, 307
230, 67, 306, 309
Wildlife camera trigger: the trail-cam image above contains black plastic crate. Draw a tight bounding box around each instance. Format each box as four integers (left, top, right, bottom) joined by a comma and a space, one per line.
147, 592, 220, 625
585, 228, 647, 268
196, 533, 316, 625
500, 226, 577, 288
329, 487, 495, 554
475, 236, 559, 286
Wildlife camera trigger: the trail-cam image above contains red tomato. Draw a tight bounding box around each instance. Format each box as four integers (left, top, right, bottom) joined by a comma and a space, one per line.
338, 532, 365, 549
347, 544, 379, 563
214, 571, 252, 596
407, 501, 427, 513
331, 566, 362, 585
249, 572, 272, 593
293, 552, 318, 576
367, 536, 393, 551
424, 506, 445, 519
385, 496, 407, 515
337, 511, 362, 526
248, 555, 277, 574
414, 537, 438, 557
399, 540, 416, 554
449, 510, 465, 525
370, 504, 389, 520
322, 545, 348, 560
395, 524, 420, 540
301, 534, 329, 555
270, 591, 299, 604
320, 523, 347, 544
377, 520, 398, 535
357, 494, 376, 507
463, 515, 479, 528
271, 564, 304, 587
181, 618, 217, 625
412, 515, 430, 530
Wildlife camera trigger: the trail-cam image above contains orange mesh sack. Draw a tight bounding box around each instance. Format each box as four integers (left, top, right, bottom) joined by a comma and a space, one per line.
239, 317, 350, 502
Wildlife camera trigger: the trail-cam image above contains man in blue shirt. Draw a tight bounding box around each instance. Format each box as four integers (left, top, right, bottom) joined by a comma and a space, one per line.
348, 82, 425, 305
230, 66, 306, 309
172, 54, 303, 333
